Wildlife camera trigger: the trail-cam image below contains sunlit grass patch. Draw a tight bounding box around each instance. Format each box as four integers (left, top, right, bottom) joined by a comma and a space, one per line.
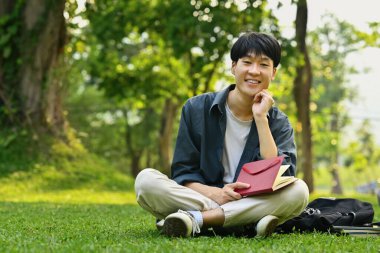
0, 189, 136, 205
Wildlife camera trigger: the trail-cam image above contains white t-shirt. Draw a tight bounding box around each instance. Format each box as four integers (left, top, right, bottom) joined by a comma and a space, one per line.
222, 103, 252, 184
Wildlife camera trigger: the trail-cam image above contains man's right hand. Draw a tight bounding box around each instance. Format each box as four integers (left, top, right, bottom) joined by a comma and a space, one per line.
185, 182, 250, 206
211, 182, 250, 205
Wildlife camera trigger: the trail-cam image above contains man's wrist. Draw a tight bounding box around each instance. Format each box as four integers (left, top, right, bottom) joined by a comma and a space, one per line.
186, 182, 219, 201
206, 186, 221, 200
253, 115, 268, 124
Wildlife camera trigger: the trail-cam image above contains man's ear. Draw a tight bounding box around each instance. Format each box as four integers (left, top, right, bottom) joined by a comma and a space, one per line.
231, 61, 236, 75
271, 67, 277, 80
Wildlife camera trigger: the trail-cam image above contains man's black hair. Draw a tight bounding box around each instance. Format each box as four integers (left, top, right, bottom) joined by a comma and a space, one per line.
230, 31, 281, 67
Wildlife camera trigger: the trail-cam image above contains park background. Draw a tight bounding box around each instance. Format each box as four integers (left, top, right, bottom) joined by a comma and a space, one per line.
1, 0, 380, 251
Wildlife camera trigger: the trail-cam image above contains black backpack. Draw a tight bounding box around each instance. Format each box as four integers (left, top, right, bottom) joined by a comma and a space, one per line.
277, 198, 375, 233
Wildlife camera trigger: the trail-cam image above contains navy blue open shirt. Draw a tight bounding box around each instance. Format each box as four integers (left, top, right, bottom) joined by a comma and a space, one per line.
171, 85, 296, 188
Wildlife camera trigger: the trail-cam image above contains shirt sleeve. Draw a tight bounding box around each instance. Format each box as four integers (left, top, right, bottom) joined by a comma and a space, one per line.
171, 101, 206, 185
271, 112, 297, 176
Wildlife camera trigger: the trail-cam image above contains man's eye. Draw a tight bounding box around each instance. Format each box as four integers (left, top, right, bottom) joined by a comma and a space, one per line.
243, 61, 251, 64
261, 63, 269, 67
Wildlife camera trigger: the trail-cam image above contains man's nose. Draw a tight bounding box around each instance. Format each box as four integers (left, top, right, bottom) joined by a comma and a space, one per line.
248, 63, 260, 74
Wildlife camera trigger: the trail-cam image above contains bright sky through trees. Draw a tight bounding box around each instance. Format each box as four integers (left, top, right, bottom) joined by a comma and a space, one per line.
271, 0, 380, 144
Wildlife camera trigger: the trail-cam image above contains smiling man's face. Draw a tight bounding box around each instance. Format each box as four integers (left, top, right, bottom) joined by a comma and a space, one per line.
231, 53, 277, 99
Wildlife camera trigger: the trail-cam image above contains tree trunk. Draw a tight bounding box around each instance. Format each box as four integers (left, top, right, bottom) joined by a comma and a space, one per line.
0, 0, 66, 133
146, 149, 152, 168
158, 98, 179, 175
331, 163, 343, 194
130, 151, 142, 178
294, 0, 314, 192
124, 110, 142, 178
330, 112, 343, 194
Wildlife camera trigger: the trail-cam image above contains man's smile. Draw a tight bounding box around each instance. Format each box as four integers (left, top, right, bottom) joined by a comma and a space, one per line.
245, 79, 261, 84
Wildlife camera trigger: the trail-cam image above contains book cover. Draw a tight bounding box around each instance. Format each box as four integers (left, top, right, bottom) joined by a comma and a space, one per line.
234, 156, 297, 197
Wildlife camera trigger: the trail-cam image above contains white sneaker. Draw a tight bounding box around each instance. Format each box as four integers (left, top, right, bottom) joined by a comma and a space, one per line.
156, 219, 164, 231
162, 210, 201, 237
255, 215, 279, 237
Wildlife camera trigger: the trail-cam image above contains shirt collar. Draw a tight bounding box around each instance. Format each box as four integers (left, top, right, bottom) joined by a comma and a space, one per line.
210, 84, 235, 115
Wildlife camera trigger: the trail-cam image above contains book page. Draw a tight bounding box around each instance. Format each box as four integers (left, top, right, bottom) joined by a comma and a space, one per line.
273, 165, 296, 189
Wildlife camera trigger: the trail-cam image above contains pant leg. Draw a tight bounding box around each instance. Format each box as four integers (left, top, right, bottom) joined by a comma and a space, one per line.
134, 168, 220, 219
222, 179, 309, 227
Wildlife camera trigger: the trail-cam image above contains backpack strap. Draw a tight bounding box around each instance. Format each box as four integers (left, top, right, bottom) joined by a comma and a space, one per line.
344, 212, 357, 225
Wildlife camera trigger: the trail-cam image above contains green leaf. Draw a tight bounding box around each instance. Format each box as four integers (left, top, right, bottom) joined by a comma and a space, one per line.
3, 46, 11, 58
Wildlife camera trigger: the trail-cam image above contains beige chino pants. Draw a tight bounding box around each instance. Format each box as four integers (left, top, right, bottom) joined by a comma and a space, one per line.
135, 168, 309, 227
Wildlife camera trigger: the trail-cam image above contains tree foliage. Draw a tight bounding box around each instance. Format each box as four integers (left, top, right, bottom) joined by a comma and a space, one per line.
309, 14, 380, 193
2, 0, 379, 192
75, 0, 283, 174
343, 120, 380, 186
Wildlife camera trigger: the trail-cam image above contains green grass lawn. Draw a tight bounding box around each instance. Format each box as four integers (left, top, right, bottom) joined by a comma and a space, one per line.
1, 131, 379, 252
0, 190, 379, 253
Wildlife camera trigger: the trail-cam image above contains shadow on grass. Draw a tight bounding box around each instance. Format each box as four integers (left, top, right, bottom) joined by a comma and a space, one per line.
0, 128, 136, 193
0, 129, 42, 178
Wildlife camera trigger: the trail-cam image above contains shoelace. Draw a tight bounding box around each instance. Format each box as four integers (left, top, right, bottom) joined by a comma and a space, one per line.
178, 210, 201, 236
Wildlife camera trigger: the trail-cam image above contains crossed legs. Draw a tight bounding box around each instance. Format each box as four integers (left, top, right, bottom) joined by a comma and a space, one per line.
135, 168, 309, 228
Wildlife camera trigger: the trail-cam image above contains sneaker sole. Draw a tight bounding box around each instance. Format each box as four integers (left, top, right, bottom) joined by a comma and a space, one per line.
162, 216, 190, 237
256, 215, 279, 237
156, 219, 164, 231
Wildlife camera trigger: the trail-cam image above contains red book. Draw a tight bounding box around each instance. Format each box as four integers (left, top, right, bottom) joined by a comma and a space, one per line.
234, 156, 297, 197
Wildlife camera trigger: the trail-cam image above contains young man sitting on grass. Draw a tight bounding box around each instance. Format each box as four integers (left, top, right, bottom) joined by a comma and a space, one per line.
135, 31, 309, 237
